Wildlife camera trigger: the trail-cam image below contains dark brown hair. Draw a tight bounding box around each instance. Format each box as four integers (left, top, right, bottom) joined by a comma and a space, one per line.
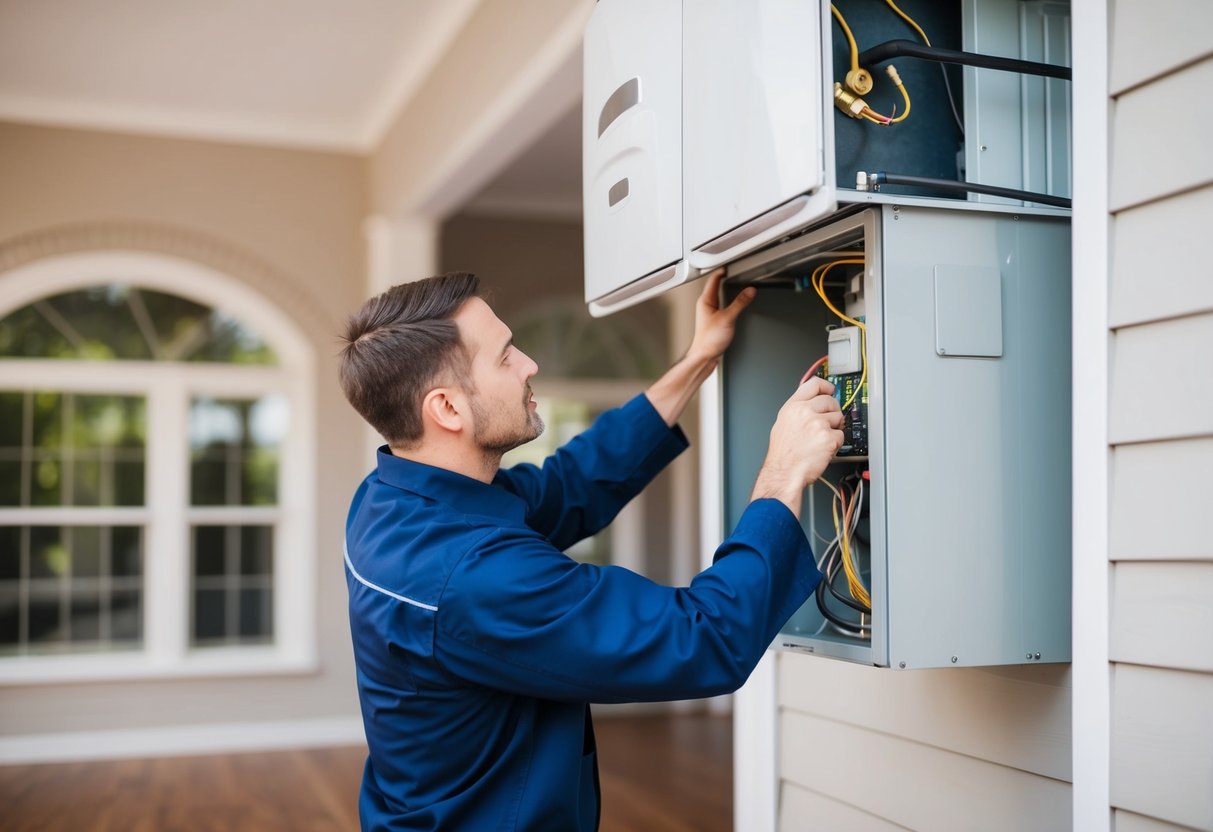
338, 272, 480, 446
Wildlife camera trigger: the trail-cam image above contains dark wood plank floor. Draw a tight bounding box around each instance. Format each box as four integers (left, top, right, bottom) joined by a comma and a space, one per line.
0, 712, 732, 831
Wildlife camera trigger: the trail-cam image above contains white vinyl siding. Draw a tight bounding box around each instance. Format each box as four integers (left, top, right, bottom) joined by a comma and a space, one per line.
1108, 57, 1213, 211
1110, 666, 1213, 830
777, 655, 1071, 829
1109, 186, 1213, 327
1106, 2, 1213, 828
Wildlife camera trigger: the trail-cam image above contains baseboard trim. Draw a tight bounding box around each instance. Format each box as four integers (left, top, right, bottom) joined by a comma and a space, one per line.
0, 715, 366, 765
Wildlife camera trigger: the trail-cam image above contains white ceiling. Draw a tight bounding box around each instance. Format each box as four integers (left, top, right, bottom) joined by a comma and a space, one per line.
0, 0, 481, 152
0, 0, 583, 217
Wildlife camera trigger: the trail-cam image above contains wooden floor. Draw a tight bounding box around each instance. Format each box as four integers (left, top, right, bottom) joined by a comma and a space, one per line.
0, 712, 732, 831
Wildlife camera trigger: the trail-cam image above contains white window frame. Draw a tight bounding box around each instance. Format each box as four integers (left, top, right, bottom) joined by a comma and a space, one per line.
0, 251, 317, 684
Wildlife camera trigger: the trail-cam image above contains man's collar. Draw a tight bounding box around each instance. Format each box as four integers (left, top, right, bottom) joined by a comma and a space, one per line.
375, 446, 527, 523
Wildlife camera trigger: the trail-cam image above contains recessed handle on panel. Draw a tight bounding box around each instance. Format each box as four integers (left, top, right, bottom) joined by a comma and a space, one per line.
608, 178, 630, 207
598, 77, 641, 138
688, 189, 837, 271
588, 261, 690, 318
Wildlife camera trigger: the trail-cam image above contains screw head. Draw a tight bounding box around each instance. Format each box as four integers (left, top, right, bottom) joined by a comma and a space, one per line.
951, 656, 958, 664
1035, 652, 1041, 660
899, 661, 906, 669
1027, 653, 1033, 660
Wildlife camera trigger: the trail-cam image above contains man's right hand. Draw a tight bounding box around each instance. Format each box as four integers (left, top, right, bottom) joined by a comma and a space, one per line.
750, 377, 845, 519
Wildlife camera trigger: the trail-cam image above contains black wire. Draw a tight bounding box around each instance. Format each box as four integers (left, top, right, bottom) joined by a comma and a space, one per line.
816, 575, 869, 632
813, 474, 872, 628
826, 552, 871, 614
872, 171, 1072, 209
858, 39, 1072, 80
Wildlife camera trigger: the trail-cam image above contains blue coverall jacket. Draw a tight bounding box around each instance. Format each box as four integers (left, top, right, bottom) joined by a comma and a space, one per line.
344, 394, 822, 831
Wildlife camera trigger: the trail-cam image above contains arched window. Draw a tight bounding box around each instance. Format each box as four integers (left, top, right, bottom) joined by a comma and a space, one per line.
0, 252, 315, 682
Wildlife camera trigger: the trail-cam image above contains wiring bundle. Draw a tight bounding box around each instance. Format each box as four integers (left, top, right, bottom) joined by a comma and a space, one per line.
797, 255, 873, 639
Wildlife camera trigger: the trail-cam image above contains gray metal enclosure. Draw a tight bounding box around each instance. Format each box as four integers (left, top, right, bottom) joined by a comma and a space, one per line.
720, 202, 1072, 668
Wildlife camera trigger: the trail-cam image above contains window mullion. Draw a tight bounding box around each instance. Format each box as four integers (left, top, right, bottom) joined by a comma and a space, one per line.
144, 377, 189, 665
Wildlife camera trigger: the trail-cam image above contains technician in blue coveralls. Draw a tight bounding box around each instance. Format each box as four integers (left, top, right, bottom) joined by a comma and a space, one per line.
338, 269, 843, 831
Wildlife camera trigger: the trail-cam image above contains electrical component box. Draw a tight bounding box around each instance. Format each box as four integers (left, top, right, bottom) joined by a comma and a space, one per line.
827, 327, 862, 375
719, 204, 1071, 668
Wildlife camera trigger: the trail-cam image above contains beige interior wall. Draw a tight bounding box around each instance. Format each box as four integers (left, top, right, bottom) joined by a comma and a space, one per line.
0, 121, 370, 735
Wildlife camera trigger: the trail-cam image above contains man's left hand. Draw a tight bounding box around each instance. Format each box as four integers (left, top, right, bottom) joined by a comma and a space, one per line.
686, 269, 757, 366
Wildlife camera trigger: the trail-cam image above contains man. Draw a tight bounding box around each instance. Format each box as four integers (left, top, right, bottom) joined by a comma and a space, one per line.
338, 270, 843, 831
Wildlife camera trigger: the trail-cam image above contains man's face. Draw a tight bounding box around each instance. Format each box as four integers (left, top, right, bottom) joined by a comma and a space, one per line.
453, 297, 544, 454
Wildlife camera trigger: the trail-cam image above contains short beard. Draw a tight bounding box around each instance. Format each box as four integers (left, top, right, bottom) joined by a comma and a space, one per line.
470, 389, 545, 454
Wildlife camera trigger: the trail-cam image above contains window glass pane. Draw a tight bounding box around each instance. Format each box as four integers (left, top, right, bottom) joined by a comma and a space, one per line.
0, 304, 76, 358
30, 527, 66, 579
189, 396, 286, 506
0, 587, 18, 648
30, 458, 61, 506
0, 392, 145, 507
30, 393, 62, 451
0, 392, 23, 445
113, 460, 145, 507
240, 526, 273, 576
191, 524, 274, 647
238, 588, 272, 640
0, 462, 19, 508
71, 527, 103, 578
110, 589, 142, 643
111, 527, 142, 577
0, 527, 19, 581
193, 589, 226, 642
194, 526, 227, 577
70, 588, 103, 643
0, 526, 143, 656
0, 285, 277, 364
27, 589, 63, 647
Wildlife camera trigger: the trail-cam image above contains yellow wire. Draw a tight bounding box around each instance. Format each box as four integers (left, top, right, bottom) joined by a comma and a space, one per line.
812, 259, 868, 412
812, 259, 865, 328
834, 479, 870, 607
882, 0, 931, 46
891, 82, 911, 122
817, 475, 871, 610
841, 485, 869, 607
830, 5, 860, 73
863, 82, 911, 124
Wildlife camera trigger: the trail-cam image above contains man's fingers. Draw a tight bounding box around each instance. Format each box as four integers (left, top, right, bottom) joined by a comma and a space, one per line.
722, 285, 757, 319
791, 376, 836, 401
697, 268, 726, 310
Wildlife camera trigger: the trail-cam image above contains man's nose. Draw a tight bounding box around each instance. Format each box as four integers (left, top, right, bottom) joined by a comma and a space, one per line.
519, 350, 539, 379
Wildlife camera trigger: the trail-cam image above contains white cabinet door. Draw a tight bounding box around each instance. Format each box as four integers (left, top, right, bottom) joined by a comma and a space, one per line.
683, 0, 835, 270
583, 0, 687, 315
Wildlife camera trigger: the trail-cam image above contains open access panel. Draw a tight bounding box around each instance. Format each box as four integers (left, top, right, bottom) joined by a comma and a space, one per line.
720, 200, 1071, 668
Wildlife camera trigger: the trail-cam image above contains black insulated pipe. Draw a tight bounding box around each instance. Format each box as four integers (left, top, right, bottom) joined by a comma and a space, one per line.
872, 172, 1072, 209
858, 39, 1072, 80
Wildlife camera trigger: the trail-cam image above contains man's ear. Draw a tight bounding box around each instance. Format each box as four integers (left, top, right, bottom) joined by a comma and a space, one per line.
421, 387, 467, 436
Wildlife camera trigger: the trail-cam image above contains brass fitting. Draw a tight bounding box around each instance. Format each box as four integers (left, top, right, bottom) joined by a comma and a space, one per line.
833, 82, 868, 119
846, 67, 874, 95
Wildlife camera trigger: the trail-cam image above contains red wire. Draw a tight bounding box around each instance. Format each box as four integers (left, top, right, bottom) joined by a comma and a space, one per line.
800, 355, 829, 386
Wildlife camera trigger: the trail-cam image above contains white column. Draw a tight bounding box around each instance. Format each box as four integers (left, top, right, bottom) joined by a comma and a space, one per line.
360, 214, 441, 458
664, 289, 699, 590
363, 214, 440, 297
1071, 0, 1111, 829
